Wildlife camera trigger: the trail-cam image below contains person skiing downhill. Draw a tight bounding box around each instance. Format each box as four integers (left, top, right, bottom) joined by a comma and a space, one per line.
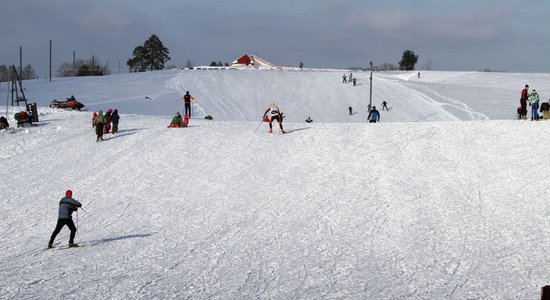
48, 190, 82, 248
182, 91, 195, 118
529, 89, 540, 120
381, 100, 389, 111
368, 106, 380, 123
263, 100, 285, 134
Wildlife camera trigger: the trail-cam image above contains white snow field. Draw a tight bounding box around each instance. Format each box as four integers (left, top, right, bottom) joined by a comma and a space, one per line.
1, 69, 549, 299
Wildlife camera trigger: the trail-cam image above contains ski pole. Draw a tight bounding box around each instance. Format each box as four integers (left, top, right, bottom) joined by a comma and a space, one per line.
254, 118, 263, 133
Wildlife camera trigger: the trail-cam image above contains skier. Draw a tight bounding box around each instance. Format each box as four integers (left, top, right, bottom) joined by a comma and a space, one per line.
104, 109, 113, 134
368, 106, 380, 123
348, 106, 353, 115
520, 84, 529, 120
168, 112, 183, 128
353, 78, 357, 86
529, 89, 540, 120
381, 100, 389, 111
111, 109, 120, 134
182, 91, 194, 118
299, 62, 304, 69
349, 72, 353, 82
94, 110, 106, 142
263, 100, 285, 134
342, 74, 347, 83
48, 190, 82, 248
0, 116, 9, 130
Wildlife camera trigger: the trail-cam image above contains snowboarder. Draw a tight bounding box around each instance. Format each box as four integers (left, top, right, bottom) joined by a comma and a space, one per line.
168, 112, 184, 128
342, 74, 347, 83
263, 100, 285, 134
94, 110, 106, 142
0, 116, 9, 130
182, 91, 194, 118
48, 190, 82, 248
111, 109, 120, 133
382, 100, 389, 111
520, 84, 529, 120
348, 106, 353, 115
368, 106, 380, 123
529, 89, 540, 120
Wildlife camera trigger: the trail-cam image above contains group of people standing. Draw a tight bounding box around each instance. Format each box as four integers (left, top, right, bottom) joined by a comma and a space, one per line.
342, 72, 357, 86
519, 84, 550, 120
92, 108, 120, 142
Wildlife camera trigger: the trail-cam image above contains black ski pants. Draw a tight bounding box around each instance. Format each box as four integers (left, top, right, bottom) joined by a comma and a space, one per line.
49, 218, 77, 244
185, 103, 191, 118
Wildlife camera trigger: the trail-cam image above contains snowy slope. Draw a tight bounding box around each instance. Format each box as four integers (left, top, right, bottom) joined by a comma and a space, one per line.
1, 70, 549, 299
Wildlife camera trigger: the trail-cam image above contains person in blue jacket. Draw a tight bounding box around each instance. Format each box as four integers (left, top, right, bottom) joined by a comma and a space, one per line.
368, 106, 380, 123
48, 190, 82, 248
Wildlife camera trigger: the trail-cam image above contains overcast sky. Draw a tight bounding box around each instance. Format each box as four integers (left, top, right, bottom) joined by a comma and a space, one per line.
1, 0, 548, 77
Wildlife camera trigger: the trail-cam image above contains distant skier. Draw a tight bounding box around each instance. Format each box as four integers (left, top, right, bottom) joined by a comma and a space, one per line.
182, 91, 195, 118
381, 100, 389, 111
299, 62, 304, 69
529, 89, 540, 120
111, 109, 120, 134
520, 84, 529, 120
353, 78, 357, 86
349, 72, 353, 82
368, 106, 380, 123
342, 74, 347, 83
263, 100, 285, 134
94, 110, 106, 142
48, 190, 82, 248
348, 106, 353, 115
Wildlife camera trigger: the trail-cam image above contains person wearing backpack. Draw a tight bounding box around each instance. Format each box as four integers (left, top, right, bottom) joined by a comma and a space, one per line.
94, 110, 106, 142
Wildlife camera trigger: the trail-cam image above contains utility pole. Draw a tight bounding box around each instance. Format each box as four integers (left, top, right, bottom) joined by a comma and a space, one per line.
73, 51, 76, 76
19, 47, 22, 76
49, 40, 52, 82
369, 61, 373, 112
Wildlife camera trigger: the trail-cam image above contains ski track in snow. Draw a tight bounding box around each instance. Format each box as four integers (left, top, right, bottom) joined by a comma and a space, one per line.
1, 70, 550, 299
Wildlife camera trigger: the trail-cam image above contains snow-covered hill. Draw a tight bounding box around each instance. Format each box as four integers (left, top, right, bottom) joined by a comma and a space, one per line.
1, 70, 549, 299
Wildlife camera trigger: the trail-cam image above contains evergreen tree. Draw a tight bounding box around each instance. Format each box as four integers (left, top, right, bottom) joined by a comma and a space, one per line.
127, 35, 170, 72
399, 50, 419, 71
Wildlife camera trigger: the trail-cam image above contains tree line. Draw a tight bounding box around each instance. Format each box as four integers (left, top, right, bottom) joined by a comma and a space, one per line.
1, 36, 424, 80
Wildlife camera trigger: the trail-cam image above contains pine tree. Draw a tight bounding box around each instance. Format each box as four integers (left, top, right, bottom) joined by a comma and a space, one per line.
127, 35, 171, 72
399, 50, 419, 71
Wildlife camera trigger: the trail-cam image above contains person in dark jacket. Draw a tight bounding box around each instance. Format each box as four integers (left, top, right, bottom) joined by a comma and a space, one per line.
182, 91, 194, 118
520, 84, 529, 120
48, 190, 82, 248
0, 116, 9, 130
94, 110, 106, 142
368, 106, 380, 123
111, 109, 120, 133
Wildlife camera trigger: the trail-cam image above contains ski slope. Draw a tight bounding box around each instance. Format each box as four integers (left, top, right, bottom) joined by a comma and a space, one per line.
1, 69, 549, 299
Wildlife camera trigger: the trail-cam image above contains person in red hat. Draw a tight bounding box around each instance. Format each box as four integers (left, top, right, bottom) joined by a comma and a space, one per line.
48, 190, 82, 248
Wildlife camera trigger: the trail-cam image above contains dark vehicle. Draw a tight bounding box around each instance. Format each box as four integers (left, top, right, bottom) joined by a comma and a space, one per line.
50, 96, 85, 110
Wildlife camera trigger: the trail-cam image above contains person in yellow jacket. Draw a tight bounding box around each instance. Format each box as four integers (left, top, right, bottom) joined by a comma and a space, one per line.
181, 91, 195, 118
